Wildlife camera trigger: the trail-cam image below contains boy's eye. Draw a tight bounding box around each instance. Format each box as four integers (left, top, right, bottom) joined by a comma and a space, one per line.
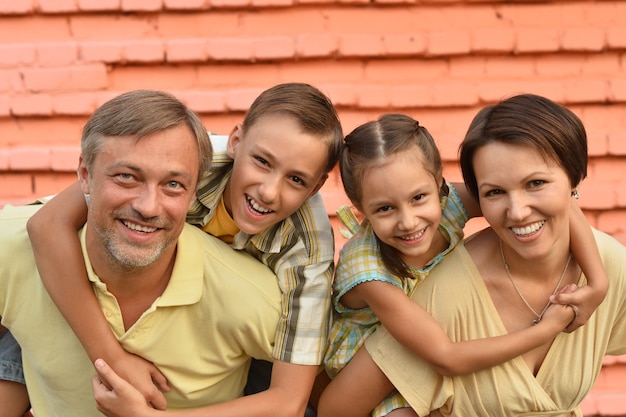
377, 205, 392, 213
255, 157, 269, 166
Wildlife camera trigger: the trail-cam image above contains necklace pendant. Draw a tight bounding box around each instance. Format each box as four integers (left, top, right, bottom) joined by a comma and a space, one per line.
532, 318, 541, 325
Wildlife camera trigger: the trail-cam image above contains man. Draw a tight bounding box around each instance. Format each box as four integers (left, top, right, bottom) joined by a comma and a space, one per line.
0, 90, 281, 416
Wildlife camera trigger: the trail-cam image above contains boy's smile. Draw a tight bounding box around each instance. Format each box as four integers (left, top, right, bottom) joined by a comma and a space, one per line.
224, 113, 328, 235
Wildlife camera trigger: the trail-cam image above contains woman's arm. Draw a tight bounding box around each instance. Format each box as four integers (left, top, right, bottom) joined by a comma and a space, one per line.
550, 200, 609, 331
356, 280, 573, 376
26, 182, 169, 409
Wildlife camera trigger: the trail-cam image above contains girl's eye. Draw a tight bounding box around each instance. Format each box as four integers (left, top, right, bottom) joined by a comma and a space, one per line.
377, 205, 392, 213
412, 194, 425, 202
290, 176, 305, 186
255, 157, 269, 166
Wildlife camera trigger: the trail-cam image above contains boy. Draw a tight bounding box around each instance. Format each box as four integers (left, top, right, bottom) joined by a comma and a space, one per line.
20, 83, 344, 416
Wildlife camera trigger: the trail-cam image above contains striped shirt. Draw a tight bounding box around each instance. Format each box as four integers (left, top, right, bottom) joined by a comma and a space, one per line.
187, 136, 334, 365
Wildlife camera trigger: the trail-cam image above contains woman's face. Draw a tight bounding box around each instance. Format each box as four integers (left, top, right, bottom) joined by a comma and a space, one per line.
473, 141, 573, 261
360, 149, 443, 269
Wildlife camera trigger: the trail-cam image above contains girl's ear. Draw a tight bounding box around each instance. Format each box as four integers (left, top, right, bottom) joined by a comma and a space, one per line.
226, 124, 244, 159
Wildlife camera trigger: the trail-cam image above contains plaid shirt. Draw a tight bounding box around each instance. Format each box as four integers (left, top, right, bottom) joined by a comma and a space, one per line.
187, 136, 334, 365
324, 181, 469, 379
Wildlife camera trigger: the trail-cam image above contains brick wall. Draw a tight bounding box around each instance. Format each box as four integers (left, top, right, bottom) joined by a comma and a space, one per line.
1, 1, 625, 415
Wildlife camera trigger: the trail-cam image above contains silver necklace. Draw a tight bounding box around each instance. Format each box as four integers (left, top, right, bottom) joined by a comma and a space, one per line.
499, 239, 571, 325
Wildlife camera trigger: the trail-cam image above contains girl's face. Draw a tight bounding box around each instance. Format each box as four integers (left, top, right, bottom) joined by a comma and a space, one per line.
360, 149, 444, 269
473, 141, 573, 262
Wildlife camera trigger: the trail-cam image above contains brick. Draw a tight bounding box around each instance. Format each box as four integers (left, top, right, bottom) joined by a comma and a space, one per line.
22, 65, 107, 92
357, 85, 391, 108
70, 15, 156, 41
0, 70, 24, 93
181, 91, 227, 113
367, 59, 447, 81
563, 79, 609, 104
581, 53, 620, 76
52, 93, 99, 115
561, 28, 605, 52
0, 148, 8, 169
0, 44, 36, 67
339, 35, 384, 57
163, 0, 207, 9
225, 88, 264, 112
9, 147, 51, 170
253, 37, 296, 60
0, 16, 70, 42
252, 0, 293, 6
607, 27, 626, 48
121, 0, 162, 11
36, 42, 79, 66
37, 0, 78, 13
296, 34, 337, 58
536, 55, 584, 78
11, 94, 53, 116
79, 41, 124, 63
485, 56, 535, 78
50, 146, 81, 171
516, 29, 560, 53
109, 66, 197, 90
33, 172, 77, 197
389, 85, 432, 108
123, 40, 164, 62
609, 78, 626, 102
382, 34, 426, 56
578, 180, 616, 210
432, 82, 477, 107
591, 158, 626, 183
322, 84, 358, 108
471, 29, 515, 53
0, 0, 34, 13
165, 39, 207, 62
0, 94, 8, 116
449, 57, 484, 79
77, 0, 120, 10
426, 31, 471, 56
608, 132, 626, 156
207, 39, 253, 61
599, 210, 626, 234
0, 173, 33, 198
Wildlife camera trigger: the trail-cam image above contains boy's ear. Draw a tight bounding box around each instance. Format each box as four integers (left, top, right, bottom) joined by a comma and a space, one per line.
77, 157, 91, 195
226, 124, 244, 159
308, 173, 328, 198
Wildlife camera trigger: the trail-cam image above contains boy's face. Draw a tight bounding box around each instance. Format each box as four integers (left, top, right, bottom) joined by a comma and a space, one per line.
225, 113, 329, 235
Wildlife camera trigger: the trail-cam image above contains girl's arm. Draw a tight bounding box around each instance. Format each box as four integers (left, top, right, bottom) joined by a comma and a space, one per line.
26, 182, 169, 409
353, 280, 573, 377
550, 200, 608, 332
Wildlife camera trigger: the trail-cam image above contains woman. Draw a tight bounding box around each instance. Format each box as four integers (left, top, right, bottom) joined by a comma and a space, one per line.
323, 93, 624, 417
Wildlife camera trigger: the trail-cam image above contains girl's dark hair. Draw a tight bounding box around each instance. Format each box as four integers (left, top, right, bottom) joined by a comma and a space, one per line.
341, 113, 446, 278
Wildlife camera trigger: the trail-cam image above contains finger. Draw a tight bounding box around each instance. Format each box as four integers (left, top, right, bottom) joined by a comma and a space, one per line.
150, 367, 171, 393
550, 290, 583, 305
94, 358, 125, 391
148, 388, 168, 410
91, 374, 110, 398
564, 304, 580, 333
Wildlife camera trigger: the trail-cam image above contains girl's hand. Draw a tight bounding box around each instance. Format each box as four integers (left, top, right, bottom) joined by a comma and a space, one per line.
109, 352, 170, 410
92, 359, 159, 417
540, 298, 576, 333
550, 283, 604, 332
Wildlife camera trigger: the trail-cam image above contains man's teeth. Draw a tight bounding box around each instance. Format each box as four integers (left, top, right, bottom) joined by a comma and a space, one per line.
511, 221, 545, 236
247, 197, 271, 214
123, 220, 157, 233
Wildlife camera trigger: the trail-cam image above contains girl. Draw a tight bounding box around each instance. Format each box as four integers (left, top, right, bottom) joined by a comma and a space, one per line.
317, 114, 607, 417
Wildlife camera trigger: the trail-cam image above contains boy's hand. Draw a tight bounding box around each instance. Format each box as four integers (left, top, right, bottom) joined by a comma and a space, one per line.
92, 359, 157, 417
550, 284, 604, 332
109, 352, 170, 410
541, 301, 576, 332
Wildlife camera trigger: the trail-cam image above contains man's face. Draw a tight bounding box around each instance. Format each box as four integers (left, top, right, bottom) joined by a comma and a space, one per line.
79, 124, 199, 272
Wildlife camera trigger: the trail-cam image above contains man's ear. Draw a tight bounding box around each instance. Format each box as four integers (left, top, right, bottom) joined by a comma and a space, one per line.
77, 157, 91, 195
226, 124, 244, 159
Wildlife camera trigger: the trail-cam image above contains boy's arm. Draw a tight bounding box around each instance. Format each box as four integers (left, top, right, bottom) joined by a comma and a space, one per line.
357, 280, 573, 376
26, 182, 169, 409
93, 359, 318, 417
550, 199, 609, 332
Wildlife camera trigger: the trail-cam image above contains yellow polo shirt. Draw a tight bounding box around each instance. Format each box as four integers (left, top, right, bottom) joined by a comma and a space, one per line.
0, 204, 281, 416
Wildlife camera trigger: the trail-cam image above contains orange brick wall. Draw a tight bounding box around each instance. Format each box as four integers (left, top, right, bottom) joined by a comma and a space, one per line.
1, 1, 625, 415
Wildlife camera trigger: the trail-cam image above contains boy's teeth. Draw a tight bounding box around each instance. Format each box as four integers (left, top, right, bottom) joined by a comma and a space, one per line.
248, 197, 270, 214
